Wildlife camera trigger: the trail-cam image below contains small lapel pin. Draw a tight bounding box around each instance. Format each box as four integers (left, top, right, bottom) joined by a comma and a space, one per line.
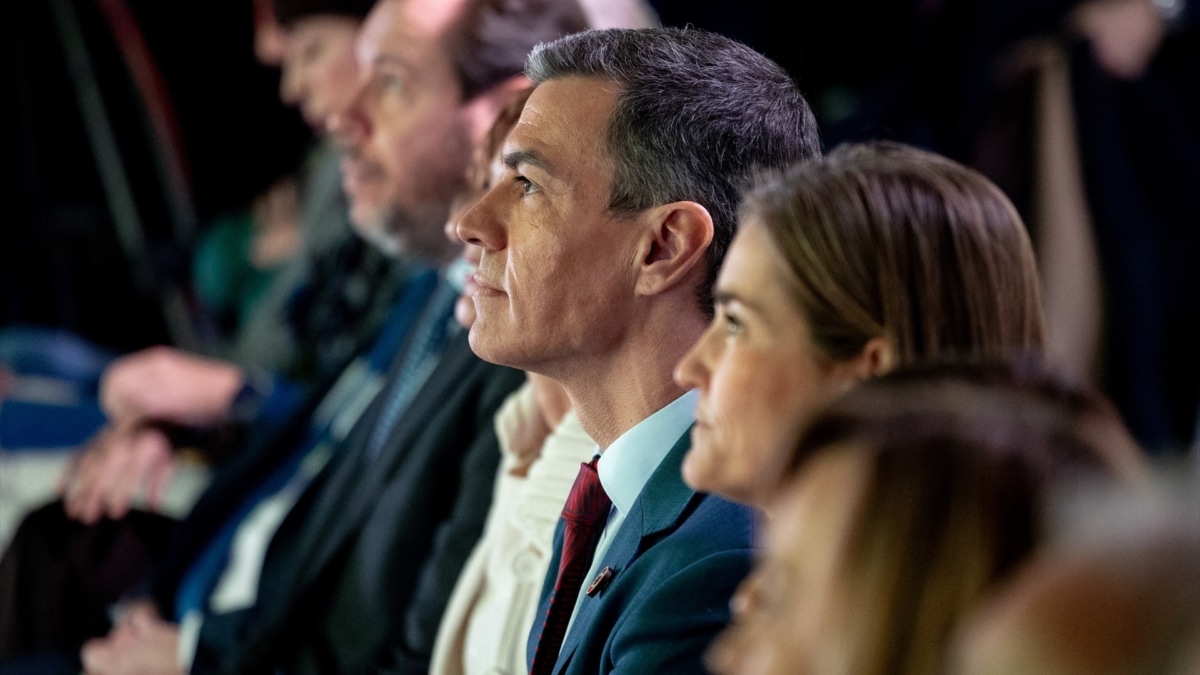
586, 566, 615, 597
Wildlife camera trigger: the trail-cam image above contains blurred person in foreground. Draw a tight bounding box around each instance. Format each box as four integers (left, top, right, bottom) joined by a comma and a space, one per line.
707, 358, 1148, 675
948, 459, 1199, 675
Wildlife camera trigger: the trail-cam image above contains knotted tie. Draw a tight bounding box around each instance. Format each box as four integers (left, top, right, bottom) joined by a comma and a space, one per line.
529, 456, 612, 675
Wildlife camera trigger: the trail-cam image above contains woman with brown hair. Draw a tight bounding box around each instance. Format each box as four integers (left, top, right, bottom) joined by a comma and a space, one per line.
674, 140, 1046, 508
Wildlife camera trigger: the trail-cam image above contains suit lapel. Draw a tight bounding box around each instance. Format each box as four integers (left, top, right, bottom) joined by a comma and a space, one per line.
552, 427, 698, 674
277, 331, 478, 593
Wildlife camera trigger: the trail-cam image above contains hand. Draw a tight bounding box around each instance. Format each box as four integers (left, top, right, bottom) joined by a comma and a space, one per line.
58, 424, 175, 524
504, 373, 574, 475
81, 606, 183, 675
1072, 0, 1167, 80
100, 347, 245, 429
249, 176, 301, 268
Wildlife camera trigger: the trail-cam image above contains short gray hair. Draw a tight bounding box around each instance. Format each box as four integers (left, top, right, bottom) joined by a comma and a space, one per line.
526, 27, 821, 312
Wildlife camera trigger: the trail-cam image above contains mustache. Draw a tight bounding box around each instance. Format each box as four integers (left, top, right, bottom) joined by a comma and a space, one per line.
338, 147, 387, 180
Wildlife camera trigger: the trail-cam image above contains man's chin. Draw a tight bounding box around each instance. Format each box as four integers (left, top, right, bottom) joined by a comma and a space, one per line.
466, 320, 519, 368
350, 206, 404, 257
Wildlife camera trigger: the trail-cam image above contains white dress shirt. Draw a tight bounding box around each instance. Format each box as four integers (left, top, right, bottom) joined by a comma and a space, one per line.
562, 389, 698, 639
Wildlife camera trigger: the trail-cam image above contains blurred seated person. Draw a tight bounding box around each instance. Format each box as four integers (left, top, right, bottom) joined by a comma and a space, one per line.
0, 1, 587, 672
191, 173, 301, 356
215, 0, 410, 383
55, 0, 386, 525
674, 141, 1048, 511
707, 358, 1148, 675
948, 459, 1199, 675
0, 0, 384, 456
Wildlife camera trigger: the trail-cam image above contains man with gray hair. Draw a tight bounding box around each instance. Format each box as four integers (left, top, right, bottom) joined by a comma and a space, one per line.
457, 26, 821, 674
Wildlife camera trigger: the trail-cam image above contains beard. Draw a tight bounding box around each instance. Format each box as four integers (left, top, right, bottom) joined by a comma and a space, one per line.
353, 199, 459, 265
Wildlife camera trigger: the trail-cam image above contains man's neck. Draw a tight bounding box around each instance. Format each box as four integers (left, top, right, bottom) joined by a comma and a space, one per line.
568, 374, 689, 450
558, 316, 706, 448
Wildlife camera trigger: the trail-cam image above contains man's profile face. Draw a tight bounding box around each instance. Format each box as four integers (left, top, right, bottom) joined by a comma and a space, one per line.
458, 76, 644, 374
332, 0, 473, 259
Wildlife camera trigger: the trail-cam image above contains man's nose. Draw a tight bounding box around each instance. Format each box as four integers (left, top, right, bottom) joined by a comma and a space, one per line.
456, 187, 505, 252
326, 80, 369, 145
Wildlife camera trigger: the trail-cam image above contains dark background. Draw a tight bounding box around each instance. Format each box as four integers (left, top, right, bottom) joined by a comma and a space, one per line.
3, 0, 1196, 453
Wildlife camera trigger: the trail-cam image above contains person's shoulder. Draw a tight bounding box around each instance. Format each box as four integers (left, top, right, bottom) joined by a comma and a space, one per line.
673, 492, 756, 551
630, 492, 755, 578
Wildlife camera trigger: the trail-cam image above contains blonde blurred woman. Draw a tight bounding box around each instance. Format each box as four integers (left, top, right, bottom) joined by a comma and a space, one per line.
708, 359, 1147, 675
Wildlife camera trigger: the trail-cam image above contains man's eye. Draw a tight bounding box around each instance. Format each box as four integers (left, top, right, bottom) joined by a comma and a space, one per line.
379, 74, 404, 95
514, 175, 536, 195
300, 42, 322, 64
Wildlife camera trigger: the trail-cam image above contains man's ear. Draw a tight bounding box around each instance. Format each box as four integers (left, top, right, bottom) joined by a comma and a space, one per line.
634, 201, 714, 297
462, 74, 532, 140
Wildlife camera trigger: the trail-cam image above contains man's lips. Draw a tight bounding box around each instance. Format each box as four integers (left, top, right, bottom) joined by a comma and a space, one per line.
339, 155, 384, 192
340, 158, 363, 193
471, 273, 504, 296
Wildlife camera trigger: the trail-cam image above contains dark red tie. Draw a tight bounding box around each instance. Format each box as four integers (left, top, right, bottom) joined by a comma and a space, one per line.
530, 456, 612, 675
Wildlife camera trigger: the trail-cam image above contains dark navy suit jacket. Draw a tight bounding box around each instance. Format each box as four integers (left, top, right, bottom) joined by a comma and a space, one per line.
527, 427, 756, 675
159, 331, 523, 675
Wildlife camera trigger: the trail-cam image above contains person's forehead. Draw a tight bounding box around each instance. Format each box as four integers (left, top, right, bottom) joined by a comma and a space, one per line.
358, 0, 460, 64
507, 77, 618, 171
716, 221, 789, 307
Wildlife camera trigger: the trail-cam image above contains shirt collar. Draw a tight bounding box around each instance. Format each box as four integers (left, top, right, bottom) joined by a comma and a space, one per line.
596, 389, 698, 515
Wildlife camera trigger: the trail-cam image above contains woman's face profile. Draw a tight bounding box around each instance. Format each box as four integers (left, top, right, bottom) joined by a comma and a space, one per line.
707, 448, 866, 675
674, 219, 863, 506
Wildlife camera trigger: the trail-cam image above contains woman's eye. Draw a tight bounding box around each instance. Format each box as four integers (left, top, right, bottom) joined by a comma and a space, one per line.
724, 312, 743, 337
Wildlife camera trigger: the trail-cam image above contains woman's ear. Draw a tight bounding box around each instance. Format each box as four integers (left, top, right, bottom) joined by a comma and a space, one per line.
634, 201, 714, 297
856, 337, 895, 378
835, 337, 894, 381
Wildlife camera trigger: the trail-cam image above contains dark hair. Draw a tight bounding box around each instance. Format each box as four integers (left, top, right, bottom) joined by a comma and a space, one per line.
744, 141, 1044, 367
272, 0, 376, 28
472, 86, 534, 189
450, 0, 589, 101
526, 27, 821, 313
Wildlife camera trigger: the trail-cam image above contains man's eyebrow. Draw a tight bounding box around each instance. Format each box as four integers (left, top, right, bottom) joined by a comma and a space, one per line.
502, 149, 552, 174
372, 52, 412, 72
